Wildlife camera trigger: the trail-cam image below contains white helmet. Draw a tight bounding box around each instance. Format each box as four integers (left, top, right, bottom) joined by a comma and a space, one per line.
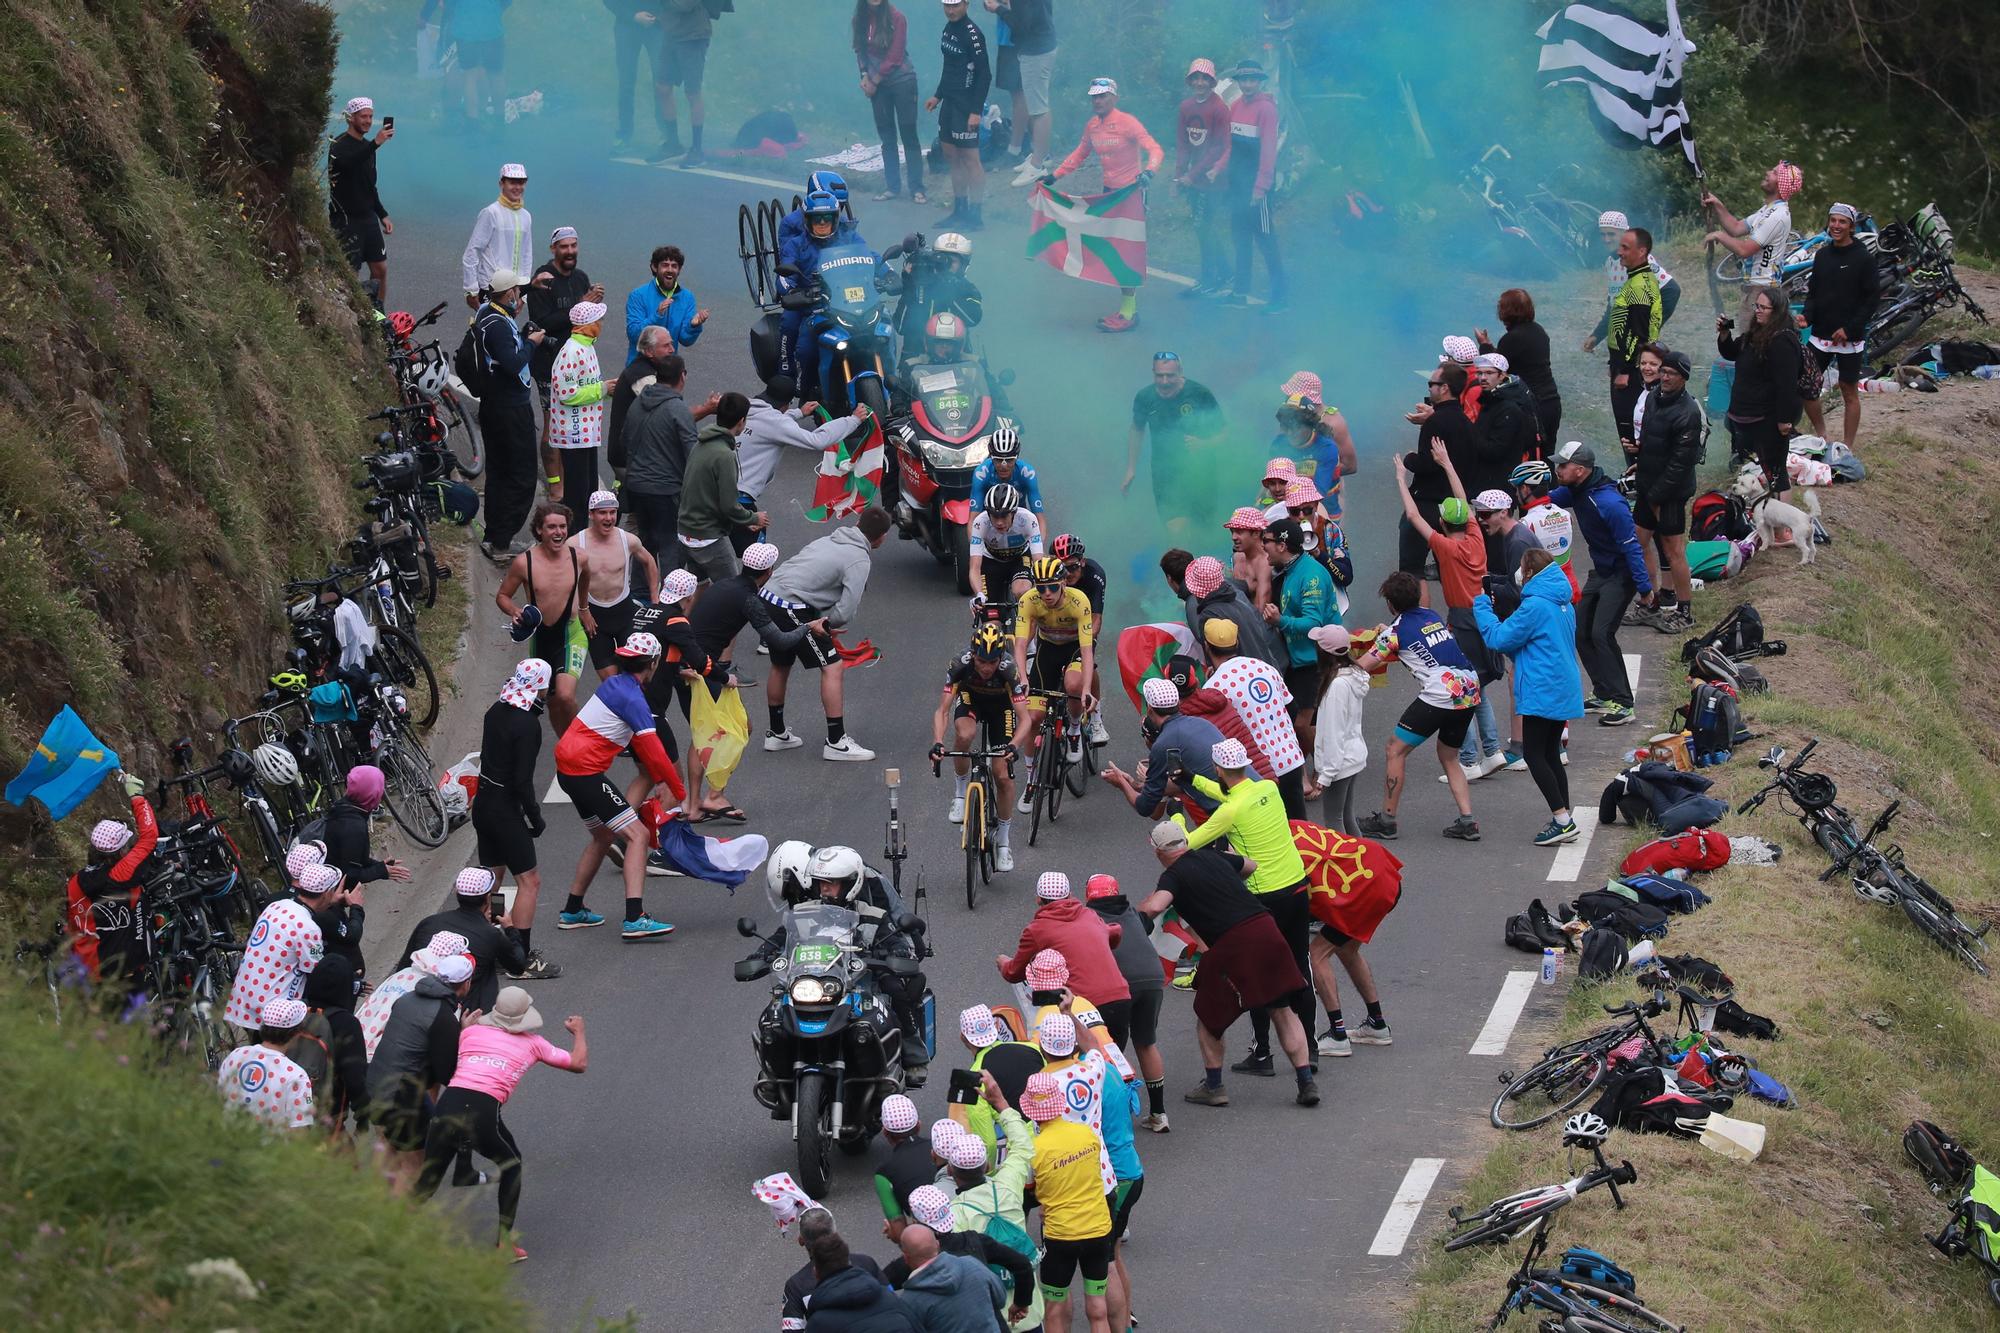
768, 839, 815, 909
412, 358, 452, 398
1562, 1111, 1611, 1145
934, 232, 972, 261
807, 844, 865, 898
252, 743, 301, 788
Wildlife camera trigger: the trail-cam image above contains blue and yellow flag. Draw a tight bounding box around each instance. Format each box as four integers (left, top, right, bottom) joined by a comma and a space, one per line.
4, 706, 120, 820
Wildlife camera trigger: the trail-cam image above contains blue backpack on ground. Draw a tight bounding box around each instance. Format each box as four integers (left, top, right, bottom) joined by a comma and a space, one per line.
1559, 1245, 1637, 1296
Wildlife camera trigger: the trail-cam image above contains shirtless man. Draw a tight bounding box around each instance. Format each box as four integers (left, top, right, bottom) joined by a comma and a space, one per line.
497, 502, 593, 735
570, 489, 661, 681
1225, 507, 1271, 610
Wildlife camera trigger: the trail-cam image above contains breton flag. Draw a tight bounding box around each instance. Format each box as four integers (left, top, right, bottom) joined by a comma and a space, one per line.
1027, 182, 1147, 289
1536, 1, 1701, 173
805, 411, 886, 522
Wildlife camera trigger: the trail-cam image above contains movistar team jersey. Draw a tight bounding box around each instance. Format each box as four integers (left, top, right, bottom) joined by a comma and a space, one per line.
1378, 608, 1480, 709
1015, 587, 1096, 646
969, 459, 1044, 514
971, 511, 1044, 559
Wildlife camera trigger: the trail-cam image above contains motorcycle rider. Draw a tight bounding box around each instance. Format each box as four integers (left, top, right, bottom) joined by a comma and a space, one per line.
778, 171, 861, 253
777, 189, 887, 400
967, 423, 1041, 515
894, 230, 983, 368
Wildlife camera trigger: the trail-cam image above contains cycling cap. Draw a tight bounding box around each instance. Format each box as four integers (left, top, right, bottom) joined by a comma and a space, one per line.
1036, 871, 1072, 901
1051, 534, 1085, 560
90, 819, 133, 853
989, 422, 1019, 458
1149, 820, 1189, 851
455, 867, 497, 897
1440, 335, 1478, 364
984, 482, 1021, 514
1028, 556, 1065, 586
970, 624, 1008, 658
550, 226, 579, 244
285, 841, 327, 879
1552, 441, 1595, 468
297, 863, 343, 895
569, 300, 608, 327
1472, 489, 1514, 513
261, 997, 309, 1030
1509, 459, 1554, 487
1281, 370, 1323, 405
617, 631, 663, 659
1187, 58, 1218, 82
909, 1184, 956, 1233
1025, 948, 1070, 990
1284, 477, 1323, 507
1038, 1012, 1078, 1057
947, 1134, 989, 1171
1211, 738, 1250, 770
1184, 556, 1226, 598
1085, 873, 1119, 901
1771, 160, 1803, 199
1473, 352, 1509, 373
663, 568, 700, 602
1140, 677, 1180, 711
587, 488, 619, 511
1224, 505, 1268, 533
959, 1004, 1001, 1048
743, 543, 781, 571
1308, 623, 1351, 655
925, 310, 966, 342
881, 1094, 918, 1134
1263, 457, 1297, 482
928, 1120, 969, 1164
1439, 497, 1471, 527
1597, 210, 1629, 231
499, 162, 528, 180
1087, 77, 1118, 98
344, 96, 374, 117
1201, 617, 1238, 649
1020, 1072, 1064, 1122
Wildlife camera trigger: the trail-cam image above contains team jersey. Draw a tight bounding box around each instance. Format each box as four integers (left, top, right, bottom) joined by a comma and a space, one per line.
1066, 559, 1107, 615
223, 899, 324, 1030
944, 652, 1021, 702
1740, 200, 1793, 283
1204, 655, 1303, 775
1520, 499, 1581, 600
969, 458, 1044, 514
553, 671, 684, 794
217, 1045, 316, 1130
1045, 1048, 1117, 1194
1015, 586, 1096, 646
1031, 1118, 1115, 1242
971, 510, 1044, 560
1378, 608, 1481, 709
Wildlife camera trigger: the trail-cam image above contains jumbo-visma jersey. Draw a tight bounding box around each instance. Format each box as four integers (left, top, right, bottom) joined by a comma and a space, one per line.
554, 673, 684, 795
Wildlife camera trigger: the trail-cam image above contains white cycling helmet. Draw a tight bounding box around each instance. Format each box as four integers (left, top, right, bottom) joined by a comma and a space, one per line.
252, 743, 301, 789
768, 839, 815, 909
807, 844, 865, 898
934, 232, 973, 261
1562, 1111, 1610, 1145
412, 358, 452, 398
989, 421, 1019, 458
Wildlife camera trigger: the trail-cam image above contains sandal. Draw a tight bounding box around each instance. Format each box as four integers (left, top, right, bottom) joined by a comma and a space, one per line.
873, 189, 897, 202
693, 805, 748, 825
911, 190, 928, 205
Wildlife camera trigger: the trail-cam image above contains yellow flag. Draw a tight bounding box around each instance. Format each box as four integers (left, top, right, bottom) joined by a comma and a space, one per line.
689, 681, 750, 793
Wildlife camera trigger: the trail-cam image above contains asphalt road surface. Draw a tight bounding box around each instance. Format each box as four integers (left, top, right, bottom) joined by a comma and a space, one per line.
359, 116, 1648, 1331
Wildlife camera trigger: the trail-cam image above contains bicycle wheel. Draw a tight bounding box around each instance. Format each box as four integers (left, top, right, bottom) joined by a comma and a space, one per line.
964, 779, 983, 911
1491, 1050, 1608, 1130
1445, 1206, 1564, 1252
373, 625, 439, 728
378, 737, 449, 847
165, 961, 230, 1071
1028, 762, 1049, 847
1064, 725, 1093, 797
1900, 889, 1992, 976
1544, 1281, 1685, 1333
1046, 750, 1066, 822
440, 391, 484, 478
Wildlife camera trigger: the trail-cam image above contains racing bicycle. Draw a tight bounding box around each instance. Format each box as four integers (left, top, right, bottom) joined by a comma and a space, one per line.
1023, 689, 1088, 846
1491, 989, 1685, 1130
1485, 1217, 1685, 1332
1460, 145, 1600, 276
934, 735, 1014, 910
1445, 1139, 1637, 1252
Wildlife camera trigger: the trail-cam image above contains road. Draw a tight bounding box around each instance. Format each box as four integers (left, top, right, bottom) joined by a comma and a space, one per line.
360, 115, 1648, 1331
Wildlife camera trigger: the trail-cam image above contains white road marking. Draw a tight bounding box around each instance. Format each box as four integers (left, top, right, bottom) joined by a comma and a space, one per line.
1624, 652, 1642, 695
1469, 971, 1540, 1055
545, 777, 570, 804
1368, 1157, 1447, 1256
1545, 809, 1600, 881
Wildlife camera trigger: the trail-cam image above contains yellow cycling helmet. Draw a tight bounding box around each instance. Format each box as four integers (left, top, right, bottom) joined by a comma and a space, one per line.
1028, 556, 1065, 587
269, 670, 308, 692
970, 624, 1008, 658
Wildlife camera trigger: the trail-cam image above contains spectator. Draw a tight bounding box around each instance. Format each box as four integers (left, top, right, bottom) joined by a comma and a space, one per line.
1304, 624, 1367, 836
1585, 209, 1681, 356
1183, 555, 1286, 672
1173, 58, 1232, 295
1272, 371, 1360, 523
357, 929, 469, 1060
1472, 487, 1539, 763
1100, 676, 1224, 824
1799, 202, 1882, 449
1221, 59, 1284, 312
1082, 872, 1170, 1130
461, 164, 534, 308
319, 763, 411, 975
327, 97, 394, 304
653, 0, 714, 165
1354, 571, 1484, 842
300, 954, 370, 1134
1125, 352, 1229, 542
365, 947, 474, 1193
548, 300, 611, 520
1199, 617, 1308, 817
782, 1206, 888, 1331
223, 863, 335, 1031
605, 2, 668, 158
995, 0, 1058, 182
1716, 288, 1803, 487
1259, 516, 1335, 755
1048, 77, 1164, 331
1629, 349, 1705, 634
997, 873, 1132, 1041
474, 660, 560, 979
1623, 343, 1667, 461
1605, 227, 1664, 444
803, 1232, 919, 1331
1399, 361, 1475, 589
1467, 352, 1545, 493
624, 244, 710, 363
926, 0, 991, 231
622, 352, 704, 572
764, 508, 892, 762
528, 227, 606, 485
677, 390, 767, 584
608, 325, 676, 486
854, 1, 926, 203
1703, 160, 1803, 327
1547, 441, 1651, 727
1475, 547, 1584, 845
448, 0, 512, 128
396, 868, 528, 1015
1395, 449, 1504, 785
892, 1223, 1009, 1332
1476, 289, 1561, 443
471, 267, 545, 560
873, 1093, 933, 1223
217, 998, 317, 1132
741, 377, 865, 531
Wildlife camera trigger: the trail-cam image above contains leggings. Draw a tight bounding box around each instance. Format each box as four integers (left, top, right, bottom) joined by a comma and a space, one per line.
555, 448, 597, 527
1319, 774, 1360, 835
868, 77, 924, 196
1521, 715, 1570, 814
415, 1088, 523, 1239
1248, 883, 1315, 1056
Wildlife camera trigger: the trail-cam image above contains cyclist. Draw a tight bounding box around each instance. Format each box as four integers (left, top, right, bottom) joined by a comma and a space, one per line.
1014, 555, 1098, 797
967, 423, 1042, 515
931, 624, 1025, 872
968, 482, 1044, 608
64, 770, 157, 986
1053, 534, 1111, 747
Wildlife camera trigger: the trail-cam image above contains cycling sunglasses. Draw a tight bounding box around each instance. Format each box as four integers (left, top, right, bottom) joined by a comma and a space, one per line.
1152, 351, 1181, 363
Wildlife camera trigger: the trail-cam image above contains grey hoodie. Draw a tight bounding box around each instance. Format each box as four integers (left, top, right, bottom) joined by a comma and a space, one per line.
624, 380, 697, 496
767, 526, 875, 628
366, 973, 460, 1103
897, 1251, 1006, 1333
1088, 894, 1166, 995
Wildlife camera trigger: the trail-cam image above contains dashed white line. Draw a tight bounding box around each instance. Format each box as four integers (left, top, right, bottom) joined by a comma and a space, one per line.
1368, 1157, 1447, 1256
1545, 809, 1600, 881
1469, 971, 1540, 1055
544, 777, 570, 805
1624, 652, 1642, 696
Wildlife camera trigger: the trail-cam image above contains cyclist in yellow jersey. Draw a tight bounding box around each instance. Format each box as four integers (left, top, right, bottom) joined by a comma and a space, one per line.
1020, 1071, 1115, 1333
1013, 557, 1097, 801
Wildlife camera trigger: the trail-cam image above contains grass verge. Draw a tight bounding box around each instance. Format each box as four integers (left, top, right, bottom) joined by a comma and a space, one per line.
1405, 422, 2000, 1329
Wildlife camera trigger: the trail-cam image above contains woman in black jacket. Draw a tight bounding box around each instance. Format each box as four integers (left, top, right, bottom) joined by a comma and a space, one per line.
1717, 288, 1803, 494
472, 658, 559, 979
1478, 288, 1561, 443
320, 763, 411, 977
302, 953, 371, 1135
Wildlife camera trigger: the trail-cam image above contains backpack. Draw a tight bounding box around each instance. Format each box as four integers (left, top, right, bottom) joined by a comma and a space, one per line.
1659, 953, 1733, 992
1683, 538, 1742, 582
1559, 1246, 1637, 1296
292, 815, 329, 852
1715, 604, 1766, 657
430, 478, 479, 526
1690, 490, 1753, 541
1712, 998, 1781, 1041
1572, 890, 1670, 942
1620, 829, 1731, 877
955, 1180, 1040, 1284
1904, 1120, 1977, 1197
454, 311, 496, 399
1577, 927, 1629, 980
1678, 681, 1747, 756
1929, 1164, 2000, 1277
1619, 873, 1710, 914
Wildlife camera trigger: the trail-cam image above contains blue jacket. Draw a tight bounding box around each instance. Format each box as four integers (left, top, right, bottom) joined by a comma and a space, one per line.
969, 458, 1043, 513
1272, 552, 1335, 667
623, 278, 706, 363
1473, 564, 1584, 721
1550, 470, 1652, 591
778, 216, 874, 289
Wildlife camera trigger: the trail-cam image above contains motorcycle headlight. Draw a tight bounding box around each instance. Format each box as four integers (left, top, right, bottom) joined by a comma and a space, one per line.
922, 437, 991, 470
790, 976, 841, 1005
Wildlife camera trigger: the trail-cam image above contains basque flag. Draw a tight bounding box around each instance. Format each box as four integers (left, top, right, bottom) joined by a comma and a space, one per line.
1027, 181, 1148, 289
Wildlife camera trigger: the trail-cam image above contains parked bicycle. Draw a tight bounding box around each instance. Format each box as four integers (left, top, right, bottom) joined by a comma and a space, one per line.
284, 566, 439, 728
1491, 979, 1715, 1130
1484, 1216, 1685, 1332
1446, 1115, 1637, 1251
380, 301, 484, 479
1460, 145, 1600, 276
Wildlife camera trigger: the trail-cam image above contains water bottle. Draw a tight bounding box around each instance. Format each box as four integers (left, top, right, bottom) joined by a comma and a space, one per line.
1974, 365, 2000, 381
1628, 940, 1658, 969
1858, 377, 1900, 394
1540, 947, 1559, 986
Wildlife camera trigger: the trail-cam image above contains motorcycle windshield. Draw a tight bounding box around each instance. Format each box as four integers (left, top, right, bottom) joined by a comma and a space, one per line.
778, 903, 862, 974
814, 244, 882, 325
909, 360, 993, 445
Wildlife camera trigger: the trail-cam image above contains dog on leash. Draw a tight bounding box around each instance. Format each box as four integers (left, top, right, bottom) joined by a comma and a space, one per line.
1729, 462, 1819, 565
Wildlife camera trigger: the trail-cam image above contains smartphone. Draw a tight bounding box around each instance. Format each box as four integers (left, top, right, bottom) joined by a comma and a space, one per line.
383, 115, 395, 130
947, 1067, 981, 1105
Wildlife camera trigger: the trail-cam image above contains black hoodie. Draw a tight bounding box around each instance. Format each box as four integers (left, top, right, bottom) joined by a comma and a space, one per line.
1088, 894, 1165, 995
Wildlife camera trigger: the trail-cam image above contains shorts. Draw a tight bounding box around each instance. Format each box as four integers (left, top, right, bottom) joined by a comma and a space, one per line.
680, 537, 740, 583
456, 37, 504, 72
335, 214, 386, 267
1318, 922, 1356, 947
1039, 1232, 1114, 1292
1128, 986, 1163, 1048
769, 604, 830, 670
531, 617, 587, 679
1632, 494, 1688, 537
1028, 639, 1081, 693
471, 793, 538, 874
1283, 662, 1319, 718
663, 37, 709, 93
556, 770, 639, 833
374, 1076, 431, 1152
1111, 1175, 1145, 1241
951, 690, 1017, 742
587, 598, 640, 672
1802, 341, 1863, 388
1394, 698, 1473, 750
994, 44, 1021, 92
1095, 997, 1133, 1050
1192, 914, 1307, 1035
940, 99, 981, 147
981, 554, 1027, 604
1018, 50, 1056, 117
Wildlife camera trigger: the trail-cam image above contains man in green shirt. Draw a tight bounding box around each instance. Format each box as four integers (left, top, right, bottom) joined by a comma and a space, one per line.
1183, 737, 1316, 1077
1607, 226, 1664, 446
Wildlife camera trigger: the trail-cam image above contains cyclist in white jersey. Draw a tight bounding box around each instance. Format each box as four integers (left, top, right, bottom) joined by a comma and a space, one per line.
969, 482, 1046, 606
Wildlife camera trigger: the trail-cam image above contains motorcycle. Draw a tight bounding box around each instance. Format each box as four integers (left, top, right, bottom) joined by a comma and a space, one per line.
740, 198, 896, 434
886, 358, 1018, 595
734, 895, 934, 1199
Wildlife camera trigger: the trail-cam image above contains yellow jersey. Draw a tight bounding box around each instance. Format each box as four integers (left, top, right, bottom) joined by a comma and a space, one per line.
1031, 1118, 1114, 1241
1015, 586, 1096, 647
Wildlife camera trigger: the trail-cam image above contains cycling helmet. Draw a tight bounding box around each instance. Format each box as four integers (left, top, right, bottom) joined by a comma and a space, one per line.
806, 170, 850, 207
269, 670, 308, 694
1050, 534, 1085, 561
1854, 868, 1901, 905
988, 421, 1019, 458
807, 844, 865, 898
768, 839, 815, 907
803, 190, 842, 242
984, 482, 1021, 515
412, 358, 452, 398
1508, 459, 1554, 489
253, 743, 302, 789
219, 749, 256, 787
1562, 1111, 1610, 1146
1791, 772, 1837, 811
970, 624, 1008, 659
388, 310, 416, 340
1028, 556, 1065, 588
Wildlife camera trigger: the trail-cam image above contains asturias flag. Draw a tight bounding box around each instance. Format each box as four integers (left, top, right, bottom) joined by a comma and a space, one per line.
1027, 181, 1147, 289
806, 411, 886, 522
1290, 820, 1405, 944
4, 706, 120, 821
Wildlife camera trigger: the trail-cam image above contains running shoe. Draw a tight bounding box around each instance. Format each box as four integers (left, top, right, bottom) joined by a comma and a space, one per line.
1501, 750, 1528, 771
1623, 602, 1661, 628
1656, 606, 1696, 634
506, 951, 564, 980
1358, 811, 1399, 840
1182, 1082, 1230, 1107
1598, 703, 1635, 727
1534, 818, 1581, 847
1584, 696, 1610, 713
1443, 815, 1482, 841
646, 849, 681, 877
824, 736, 877, 762
621, 914, 675, 940
1097, 312, 1138, 333
764, 729, 804, 751
1171, 964, 1197, 991
1295, 1078, 1321, 1107
1230, 1050, 1275, 1077
1474, 752, 1510, 778
1140, 1112, 1171, 1133
557, 908, 606, 930
1349, 1021, 1394, 1046
1316, 1030, 1352, 1058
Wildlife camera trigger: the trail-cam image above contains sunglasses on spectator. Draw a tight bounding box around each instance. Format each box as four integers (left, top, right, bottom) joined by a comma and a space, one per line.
1152, 351, 1181, 362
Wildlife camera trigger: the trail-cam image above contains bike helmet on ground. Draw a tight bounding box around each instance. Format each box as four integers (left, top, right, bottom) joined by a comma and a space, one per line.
983, 482, 1021, 515
1509, 459, 1553, 489
768, 839, 815, 909
1562, 1111, 1610, 1145
1853, 868, 1901, 905
988, 421, 1019, 458
925, 310, 967, 361
1791, 771, 1837, 811
807, 845, 865, 898
806, 170, 850, 207
970, 624, 1008, 659
253, 743, 302, 788
1028, 556, 1065, 588
803, 190, 842, 242
1051, 534, 1085, 561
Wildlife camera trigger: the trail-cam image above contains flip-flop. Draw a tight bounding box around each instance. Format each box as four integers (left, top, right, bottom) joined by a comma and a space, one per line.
693, 806, 748, 825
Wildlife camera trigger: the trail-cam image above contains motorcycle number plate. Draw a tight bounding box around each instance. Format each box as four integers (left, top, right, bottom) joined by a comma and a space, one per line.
792, 943, 840, 968
843, 286, 867, 303
917, 369, 958, 393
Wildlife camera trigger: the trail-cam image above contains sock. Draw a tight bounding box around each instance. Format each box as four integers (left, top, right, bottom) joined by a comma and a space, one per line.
1204, 1067, 1223, 1090
662, 122, 680, 145
826, 717, 845, 745
994, 818, 1010, 845
1366, 1001, 1385, 1025
1296, 1065, 1315, 1088
1146, 1079, 1165, 1115
768, 705, 785, 735
689, 123, 703, 151
518, 928, 532, 954
1328, 1009, 1347, 1037
624, 898, 644, 923
954, 775, 968, 798
563, 895, 586, 914
1119, 291, 1138, 319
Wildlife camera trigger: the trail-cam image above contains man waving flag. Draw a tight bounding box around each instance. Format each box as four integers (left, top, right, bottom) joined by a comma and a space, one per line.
1029, 76, 1163, 333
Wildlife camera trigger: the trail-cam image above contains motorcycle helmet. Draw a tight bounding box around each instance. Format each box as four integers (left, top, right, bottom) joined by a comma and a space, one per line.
1028, 556, 1066, 588
970, 624, 1008, 659
934, 231, 972, 273
1508, 459, 1553, 489
988, 422, 1019, 458
807, 845, 865, 900
1050, 533, 1085, 561
806, 170, 850, 208
219, 749, 257, 787
983, 482, 1020, 516
803, 190, 842, 242
925, 310, 967, 362
768, 839, 815, 910
253, 743, 302, 789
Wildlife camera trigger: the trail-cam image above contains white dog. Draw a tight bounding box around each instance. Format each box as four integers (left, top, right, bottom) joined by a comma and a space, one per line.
1729, 462, 1819, 566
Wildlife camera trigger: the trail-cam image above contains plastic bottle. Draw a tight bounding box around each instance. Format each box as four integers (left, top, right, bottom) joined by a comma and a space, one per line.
1858, 378, 1901, 394
1540, 947, 1559, 986
1628, 940, 1658, 969
1974, 365, 2000, 381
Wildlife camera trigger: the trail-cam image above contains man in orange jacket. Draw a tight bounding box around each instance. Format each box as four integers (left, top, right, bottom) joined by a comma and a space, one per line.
65, 771, 157, 986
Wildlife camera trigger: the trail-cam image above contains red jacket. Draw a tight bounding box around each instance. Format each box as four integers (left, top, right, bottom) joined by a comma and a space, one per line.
65, 794, 157, 977
997, 897, 1130, 1004
1178, 688, 1275, 780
